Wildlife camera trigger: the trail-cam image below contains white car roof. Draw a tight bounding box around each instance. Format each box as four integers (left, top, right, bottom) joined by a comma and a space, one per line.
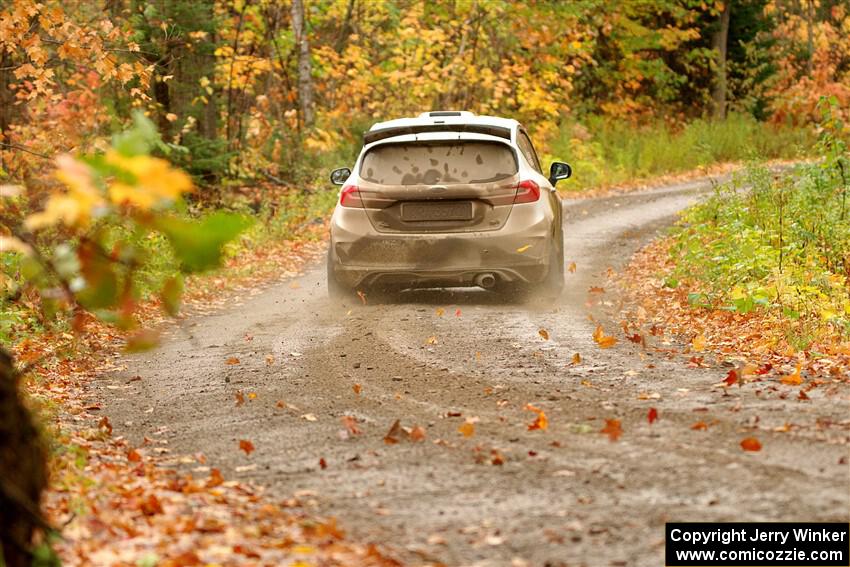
364, 111, 521, 145
369, 111, 519, 133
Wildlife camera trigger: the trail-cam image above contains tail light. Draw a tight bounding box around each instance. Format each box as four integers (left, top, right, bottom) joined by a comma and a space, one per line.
339, 184, 363, 208
513, 179, 540, 204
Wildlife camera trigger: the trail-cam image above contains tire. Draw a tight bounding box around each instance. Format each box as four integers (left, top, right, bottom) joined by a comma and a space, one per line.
540, 233, 565, 299
326, 248, 350, 299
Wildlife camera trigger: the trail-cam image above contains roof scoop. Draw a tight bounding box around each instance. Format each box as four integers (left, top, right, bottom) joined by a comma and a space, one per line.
418, 111, 475, 118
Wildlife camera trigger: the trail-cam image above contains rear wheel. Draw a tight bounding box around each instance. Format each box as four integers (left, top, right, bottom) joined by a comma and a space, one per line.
326, 248, 350, 299
540, 234, 565, 298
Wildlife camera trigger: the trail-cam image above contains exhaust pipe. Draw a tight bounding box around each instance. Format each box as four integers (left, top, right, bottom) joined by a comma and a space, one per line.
475, 273, 496, 289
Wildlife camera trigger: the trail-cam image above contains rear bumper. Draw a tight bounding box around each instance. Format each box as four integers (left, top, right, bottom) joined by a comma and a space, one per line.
329, 204, 555, 288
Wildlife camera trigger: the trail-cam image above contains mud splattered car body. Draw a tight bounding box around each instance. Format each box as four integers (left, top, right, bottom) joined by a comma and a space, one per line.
327, 111, 571, 296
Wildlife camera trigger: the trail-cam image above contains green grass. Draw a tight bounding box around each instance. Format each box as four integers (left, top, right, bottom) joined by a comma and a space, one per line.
547, 113, 818, 191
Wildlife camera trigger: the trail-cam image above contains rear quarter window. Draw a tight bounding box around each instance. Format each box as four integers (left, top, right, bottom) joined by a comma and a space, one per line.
360, 141, 518, 185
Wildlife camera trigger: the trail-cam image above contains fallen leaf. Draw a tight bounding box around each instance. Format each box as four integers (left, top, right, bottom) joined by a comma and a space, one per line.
588, 286, 605, 293
691, 421, 709, 431
458, 420, 476, 438
207, 468, 224, 487
239, 439, 255, 455
409, 425, 427, 442
538, 328, 550, 340
319, 457, 327, 470
601, 419, 622, 441
426, 335, 438, 345
798, 389, 810, 400
567, 261, 577, 273
127, 448, 142, 462
265, 354, 275, 365
140, 493, 163, 516
571, 353, 582, 364
455, 308, 462, 317
724, 369, 738, 386
647, 407, 658, 425
226, 357, 240, 365
780, 364, 803, 385
525, 403, 548, 431
341, 415, 362, 435
301, 413, 318, 422
516, 244, 532, 253
352, 383, 362, 395
593, 325, 618, 348
235, 391, 245, 406
384, 419, 402, 444
98, 416, 112, 435
740, 437, 762, 452
435, 307, 445, 317
276, 400, 286, 408
247, 392, 257, 400
356, 290, 367, 305
490, 449, 505, 465
691, 334, 706, 352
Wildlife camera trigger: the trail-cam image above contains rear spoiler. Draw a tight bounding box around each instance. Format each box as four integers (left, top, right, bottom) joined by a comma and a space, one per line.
363, 123, 512, 145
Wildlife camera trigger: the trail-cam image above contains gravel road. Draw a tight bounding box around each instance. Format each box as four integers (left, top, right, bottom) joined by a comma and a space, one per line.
96, 177, 850, 567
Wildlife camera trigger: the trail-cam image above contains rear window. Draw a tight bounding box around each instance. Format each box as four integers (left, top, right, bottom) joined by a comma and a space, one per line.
359, 141, 518, 185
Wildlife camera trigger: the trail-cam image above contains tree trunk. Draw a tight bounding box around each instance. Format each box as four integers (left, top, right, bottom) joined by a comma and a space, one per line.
0, 348, 49, 567
805, 0, 814, 77
711, 2, 732, 120
291, 0, 315, 128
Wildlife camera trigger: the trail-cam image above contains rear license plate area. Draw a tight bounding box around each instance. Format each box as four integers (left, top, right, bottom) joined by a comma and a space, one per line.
401, 201, 473, 221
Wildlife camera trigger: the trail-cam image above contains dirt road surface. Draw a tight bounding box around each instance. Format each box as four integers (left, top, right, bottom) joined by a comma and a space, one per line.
96, 178, 850, 567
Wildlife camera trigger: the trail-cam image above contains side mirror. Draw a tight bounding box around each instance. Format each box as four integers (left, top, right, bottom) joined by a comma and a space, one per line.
330, 167, 352, 186
548, 162, 572, 186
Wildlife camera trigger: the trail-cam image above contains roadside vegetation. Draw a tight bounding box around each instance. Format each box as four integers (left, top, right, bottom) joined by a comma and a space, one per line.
668, 102, 849, 348
1, 0, 849, 564
551, 113, 818, 191
621, 97, 849, 383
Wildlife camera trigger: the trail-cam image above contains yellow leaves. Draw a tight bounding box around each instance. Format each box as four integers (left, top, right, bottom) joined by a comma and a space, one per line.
26, 155, 104, 230
26, 150, 193, 231
105, 150, 193, 209
592, 325, 617, 348
516, 244, 532, 253
691, 333, 707, 352
457, 418, 477, 438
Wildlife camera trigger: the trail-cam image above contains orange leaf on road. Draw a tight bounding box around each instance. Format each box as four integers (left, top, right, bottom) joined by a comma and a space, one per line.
239, 439, 255, 455
352, 383, 362, 395
458, 420, 476, 438
601, 419, 622, 441
341, 415, 362, 435
593, 325, 618, 348
384, 419, 402, 444
724, 369, 738, 386
780, 364, 803, 385
525, 403, 548, 430
538, 328, 550, 340
567, 261, 577, 273
740, 437, 762, 452
226, 357, 240, 365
